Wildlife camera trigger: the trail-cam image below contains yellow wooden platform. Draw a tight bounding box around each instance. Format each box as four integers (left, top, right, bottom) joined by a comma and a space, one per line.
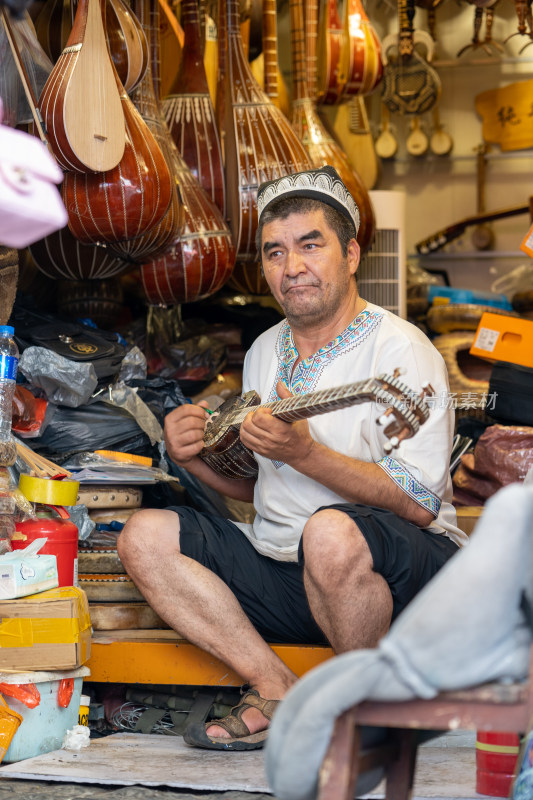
87, 630, 334, 685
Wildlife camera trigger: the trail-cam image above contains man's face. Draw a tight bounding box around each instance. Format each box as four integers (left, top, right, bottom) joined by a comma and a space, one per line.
260, 208, 360, 327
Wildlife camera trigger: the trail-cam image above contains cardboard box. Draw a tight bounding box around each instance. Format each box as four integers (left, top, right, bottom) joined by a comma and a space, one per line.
470, 312, 533, 369
0, 587, 91, 671
0, 538, 58, 600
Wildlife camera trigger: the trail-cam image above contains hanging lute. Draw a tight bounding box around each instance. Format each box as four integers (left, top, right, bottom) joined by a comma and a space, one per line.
381, 0, 441, 116
200, 371, 433, 479
38, 0, 126, 173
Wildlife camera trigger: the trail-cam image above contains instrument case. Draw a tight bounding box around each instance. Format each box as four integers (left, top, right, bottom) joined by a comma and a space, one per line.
487, 362, 533, 427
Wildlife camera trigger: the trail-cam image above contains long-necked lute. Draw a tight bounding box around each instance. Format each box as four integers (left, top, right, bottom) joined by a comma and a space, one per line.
290, 0, 376, 254
139, 0, 235, 305
162, 0, 226, 214
200, 371, 432, 479
38, 0, 126, 173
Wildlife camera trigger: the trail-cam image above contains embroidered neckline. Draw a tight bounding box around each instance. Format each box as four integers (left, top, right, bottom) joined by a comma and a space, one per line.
270, 308, 383, 400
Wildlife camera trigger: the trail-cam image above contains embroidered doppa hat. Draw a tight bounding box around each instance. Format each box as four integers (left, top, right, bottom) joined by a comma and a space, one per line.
257, 165, 360, 237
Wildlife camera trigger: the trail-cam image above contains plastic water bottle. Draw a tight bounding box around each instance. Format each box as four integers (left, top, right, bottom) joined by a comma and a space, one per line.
0, 325, 19, 467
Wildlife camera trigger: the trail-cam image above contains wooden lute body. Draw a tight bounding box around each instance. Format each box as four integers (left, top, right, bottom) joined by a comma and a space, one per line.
29, 224, 130, 280
337, 0, 383, 99
105, 0, 149, 93
34, 0, 149, 93
162, 0, 226, 214
316, 0, 343, 104
291, 0, 376, 255
222, 0, 312, 294
38, 0, 126, 173
61, 33, 173, 251
200, 372, 432, 479
139, 0, 236, 305
116, 0, 183, 264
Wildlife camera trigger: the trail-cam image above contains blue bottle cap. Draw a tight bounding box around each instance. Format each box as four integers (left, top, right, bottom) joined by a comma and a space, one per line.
0, 326, 14, 336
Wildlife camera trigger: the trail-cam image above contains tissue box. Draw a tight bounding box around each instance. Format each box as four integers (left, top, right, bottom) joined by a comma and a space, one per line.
0, 543, 58, 600
0, 587, 91, 670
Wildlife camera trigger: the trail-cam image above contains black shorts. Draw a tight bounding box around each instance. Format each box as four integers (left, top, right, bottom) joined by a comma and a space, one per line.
171, 504, 459, 646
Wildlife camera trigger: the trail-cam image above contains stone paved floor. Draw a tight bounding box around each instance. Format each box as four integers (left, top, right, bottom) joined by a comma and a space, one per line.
0, 785, 273, 800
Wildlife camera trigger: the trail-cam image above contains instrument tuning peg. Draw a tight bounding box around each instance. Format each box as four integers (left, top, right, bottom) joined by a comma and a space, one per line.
421, 382, 435, 398
392, 366, 406, 379
377, 409, 393, 426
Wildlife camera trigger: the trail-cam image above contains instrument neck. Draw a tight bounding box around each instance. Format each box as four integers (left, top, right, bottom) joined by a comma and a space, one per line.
181, 0, 204, 63
304, 0, 319, 102
290, 0, 310, 102
262, 0, 279, 99
228, 379, 378, 427
131, 0, 159, 114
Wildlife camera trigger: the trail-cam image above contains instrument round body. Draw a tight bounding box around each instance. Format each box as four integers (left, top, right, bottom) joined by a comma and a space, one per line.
316, 0, 344, 104
105, 0, 149, 93
163, 0, 226, 214
290, 0, 376, 254
223, 0, 312, 263
34, 0, 73, 63
200, 391, 260, 479
38, 0, 126, 173
29, 224, 130, 281
62, 82, 173, 249
337, 0, 383, 99
112, 13, 182, 265
140, 146, 236, 305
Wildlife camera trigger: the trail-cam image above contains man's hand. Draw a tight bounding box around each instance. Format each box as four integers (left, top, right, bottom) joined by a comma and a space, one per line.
164, 401, 210, 468
240, 382, 315, 468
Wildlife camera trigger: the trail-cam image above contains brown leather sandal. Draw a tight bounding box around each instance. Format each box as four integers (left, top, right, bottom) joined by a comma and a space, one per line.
183, 687, 279, 751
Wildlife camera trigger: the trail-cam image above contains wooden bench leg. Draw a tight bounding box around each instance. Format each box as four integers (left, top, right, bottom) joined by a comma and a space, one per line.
384, 729, 418, 800
318, 708, 361, 800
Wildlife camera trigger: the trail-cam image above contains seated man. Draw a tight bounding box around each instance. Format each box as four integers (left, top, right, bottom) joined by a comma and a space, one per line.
117, 166, 467, 752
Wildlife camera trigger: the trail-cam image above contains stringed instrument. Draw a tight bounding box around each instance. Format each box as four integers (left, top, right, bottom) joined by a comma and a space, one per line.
381, 0, 441, 116
139, 0, 236, 305
200, 371, 432, 479
105, 0, 149, 93
29, 224, 130, 280
375, 102, 398, 160
337, 0, 383, 100
249, 0, 290, 117
61, 59, 173, 251
34, 0, 149, 93
316, 0, 343, 104
38, 0, 126, 173
163, 0, 226, 214
221, 0, 312, 293
109, 0, 184, 264
415, 203, 529, 255
158, 0, 184, 98
33, 0, 73, 64
290, 0, 375, 254
319, 97, 379, 190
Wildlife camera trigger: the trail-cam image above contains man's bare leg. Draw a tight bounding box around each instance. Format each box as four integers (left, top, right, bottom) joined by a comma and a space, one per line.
117, 509, 297, 738
301, 509, 393, 653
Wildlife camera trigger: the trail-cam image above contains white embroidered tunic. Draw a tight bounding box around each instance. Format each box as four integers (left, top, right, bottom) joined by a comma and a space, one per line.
234, 302, 468, 561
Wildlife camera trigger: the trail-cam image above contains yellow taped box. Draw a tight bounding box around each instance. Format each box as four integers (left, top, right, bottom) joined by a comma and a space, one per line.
0, 586, 91, 671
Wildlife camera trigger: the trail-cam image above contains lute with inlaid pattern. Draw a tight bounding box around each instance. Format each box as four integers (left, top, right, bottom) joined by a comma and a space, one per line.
200, 371, 432, 479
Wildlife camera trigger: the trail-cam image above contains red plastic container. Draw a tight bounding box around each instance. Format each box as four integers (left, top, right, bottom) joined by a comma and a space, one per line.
13, 505, 78, 587
476, 731, 520, 797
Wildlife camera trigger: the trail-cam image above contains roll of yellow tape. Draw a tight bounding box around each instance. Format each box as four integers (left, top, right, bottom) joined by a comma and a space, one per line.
18, 474, 80, 506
